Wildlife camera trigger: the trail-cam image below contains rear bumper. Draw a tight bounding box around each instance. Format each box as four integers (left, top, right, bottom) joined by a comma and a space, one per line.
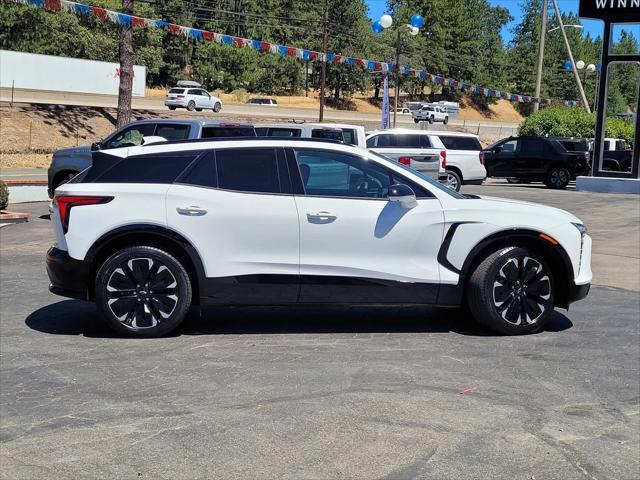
164, 99, 187, 107
46, 246, 90, 300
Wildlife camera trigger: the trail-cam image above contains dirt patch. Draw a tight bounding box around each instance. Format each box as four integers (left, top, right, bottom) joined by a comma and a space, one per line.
458, 98, 524, 123
0, 153, 51, 169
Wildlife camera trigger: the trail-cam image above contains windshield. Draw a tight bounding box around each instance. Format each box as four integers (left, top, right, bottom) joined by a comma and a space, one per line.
368, 151, 464, 199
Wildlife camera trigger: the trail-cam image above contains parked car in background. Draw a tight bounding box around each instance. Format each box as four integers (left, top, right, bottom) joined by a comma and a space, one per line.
255, 123, 367, 148
600, 138, 633, 172
247, 98, 278, 106
481, 136, 591, 189
365, 129, 446, 182
47, 137, 591, 338
395, 107, 411, 115
48, 120, 255, 197
423, 131, 486, 191
165, 87, 222, 112
412, 105, 449, 124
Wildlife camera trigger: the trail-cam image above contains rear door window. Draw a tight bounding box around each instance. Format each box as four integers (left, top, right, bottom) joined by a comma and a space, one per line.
311, 129, 343, 141
520, 137, 545, 155
201, 126, 256, 137
439, 136, 482, 151
341, 128, 357, 145
180, 152, 217, 188
216, 148, 281, 194
155, 124, 190, 141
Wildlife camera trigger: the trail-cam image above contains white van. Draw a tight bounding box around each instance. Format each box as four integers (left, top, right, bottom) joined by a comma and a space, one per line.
255, 123, 366, 148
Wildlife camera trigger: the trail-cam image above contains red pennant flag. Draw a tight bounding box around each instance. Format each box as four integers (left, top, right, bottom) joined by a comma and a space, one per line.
233, 37, 243, 48
202, 31, 213, 42
168, 24, 180, 35
287, 47, 297, 57
261, 42, 271, 51
355, 58, 364, 68
131, 16, 145, 28
333, 55, 342, 64
309, 51, 317, 61
92, 6, 107, 20
45, 0, 61, 11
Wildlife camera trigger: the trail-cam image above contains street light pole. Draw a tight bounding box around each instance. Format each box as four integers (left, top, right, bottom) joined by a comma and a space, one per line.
533, 0, 548, 113
550, 0, 591, 113
393, 30, 401, 128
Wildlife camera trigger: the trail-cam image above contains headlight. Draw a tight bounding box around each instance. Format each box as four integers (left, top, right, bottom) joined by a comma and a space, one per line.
572, 222, 587, 236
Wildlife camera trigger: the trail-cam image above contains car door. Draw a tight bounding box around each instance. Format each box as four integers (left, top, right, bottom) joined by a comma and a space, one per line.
484, 138, 519, 177
165, 147, 300, 304
517, 137, 547, 179
288, 147, 445, 303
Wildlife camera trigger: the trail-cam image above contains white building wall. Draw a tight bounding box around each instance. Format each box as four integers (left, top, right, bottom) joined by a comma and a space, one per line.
0, 50, 146, 97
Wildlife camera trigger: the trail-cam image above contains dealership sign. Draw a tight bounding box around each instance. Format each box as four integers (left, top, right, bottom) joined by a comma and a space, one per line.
579, 0, 640, 21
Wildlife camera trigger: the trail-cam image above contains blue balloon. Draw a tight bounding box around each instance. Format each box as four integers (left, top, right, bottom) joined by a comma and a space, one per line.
372, 21, 384, 34
564, 60, 572, 71
410, 14, 425, 28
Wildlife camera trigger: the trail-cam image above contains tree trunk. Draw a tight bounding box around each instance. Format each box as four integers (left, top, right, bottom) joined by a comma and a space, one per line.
116, 0, 134, 128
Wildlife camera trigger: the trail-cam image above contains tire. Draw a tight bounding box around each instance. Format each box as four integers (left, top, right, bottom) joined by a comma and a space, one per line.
428, 117, 434, 124
195, 108, 203, 112
95, 246, 192, 338
444, 169, 462, 192
168, 106, 176, 111
186, 101, 196, 112
213, 102, 222, 113
466, 246, 554, 335
414, 119, 419, 124
53, 171, 78, 191
443, 117, 448, 125
545, 167, 570, 189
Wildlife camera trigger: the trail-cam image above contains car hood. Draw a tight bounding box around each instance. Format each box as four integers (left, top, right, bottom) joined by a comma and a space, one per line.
466, 195, 582, 225
54, 145, 92, 156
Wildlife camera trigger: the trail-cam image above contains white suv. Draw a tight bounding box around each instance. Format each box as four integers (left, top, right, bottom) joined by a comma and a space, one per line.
47, 138, 591, 338
165, 87, 223, 112
427, 131, 487, 191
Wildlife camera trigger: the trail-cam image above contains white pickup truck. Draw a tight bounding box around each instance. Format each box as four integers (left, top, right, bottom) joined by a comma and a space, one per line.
412, 105, 449, 124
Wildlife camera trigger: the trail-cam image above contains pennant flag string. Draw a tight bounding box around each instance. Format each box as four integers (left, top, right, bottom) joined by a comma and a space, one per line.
12, 0, 580, 106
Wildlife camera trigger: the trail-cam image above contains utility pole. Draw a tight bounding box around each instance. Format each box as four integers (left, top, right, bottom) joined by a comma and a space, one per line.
393, 31, 401, 128
550, 0, 591, 113
533, 0, 548, 113
318, 8, 329, 122
116, 0, 134, 128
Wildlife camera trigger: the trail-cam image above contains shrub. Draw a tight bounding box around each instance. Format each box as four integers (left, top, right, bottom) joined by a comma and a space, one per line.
0, 180, 9, 211
519, 107, 635, 146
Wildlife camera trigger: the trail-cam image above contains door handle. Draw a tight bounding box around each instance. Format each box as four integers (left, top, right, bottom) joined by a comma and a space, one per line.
307, 211, 337, 222
177, 206, 207, 216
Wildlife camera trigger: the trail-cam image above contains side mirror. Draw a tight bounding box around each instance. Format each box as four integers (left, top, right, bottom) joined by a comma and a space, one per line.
90, 142, 102, 151
494, 145, 503, 154
388, 184, 417, 209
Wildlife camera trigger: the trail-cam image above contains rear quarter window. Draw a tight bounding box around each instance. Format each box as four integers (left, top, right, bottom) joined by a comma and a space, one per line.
88, 152, 200, 184
439, 136, 482, 151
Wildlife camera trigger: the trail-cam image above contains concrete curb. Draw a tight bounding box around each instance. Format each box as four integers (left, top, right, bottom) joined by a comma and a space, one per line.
0, 210, 32, 224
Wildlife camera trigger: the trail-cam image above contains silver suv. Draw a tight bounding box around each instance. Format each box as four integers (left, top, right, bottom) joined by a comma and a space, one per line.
47, 120, 255, 197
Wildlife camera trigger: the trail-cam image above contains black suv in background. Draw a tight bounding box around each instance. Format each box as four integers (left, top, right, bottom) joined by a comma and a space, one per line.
481, 136, 591, 189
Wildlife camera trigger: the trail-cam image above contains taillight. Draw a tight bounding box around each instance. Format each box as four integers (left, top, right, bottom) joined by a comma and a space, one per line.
479, 151, 485, 165
53, 195, 113, 234
440, 150, 447, 169
398, 156, 411, 166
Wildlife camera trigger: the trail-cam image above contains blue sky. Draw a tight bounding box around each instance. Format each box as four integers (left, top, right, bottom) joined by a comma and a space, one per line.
365, 0, 639, 44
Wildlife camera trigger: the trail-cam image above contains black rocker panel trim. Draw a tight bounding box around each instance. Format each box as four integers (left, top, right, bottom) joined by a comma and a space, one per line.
200, 274, 442, 305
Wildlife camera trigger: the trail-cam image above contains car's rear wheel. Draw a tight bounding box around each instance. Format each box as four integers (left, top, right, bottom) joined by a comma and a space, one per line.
95, 246, 192, 338
213, 102, 222, 112
444, 169, 461, 192
186, 101, 196, 112
466, 246, 554, 335
443, 117, 449, 125
545, 167, 570, 189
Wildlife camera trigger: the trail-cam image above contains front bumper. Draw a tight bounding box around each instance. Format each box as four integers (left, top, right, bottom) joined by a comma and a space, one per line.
46, 246, 90, 300
568, 281, 590, 304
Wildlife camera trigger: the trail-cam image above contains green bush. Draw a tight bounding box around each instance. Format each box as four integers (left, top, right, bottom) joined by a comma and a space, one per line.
0, 180, 9, 210
518, 107, 635, 146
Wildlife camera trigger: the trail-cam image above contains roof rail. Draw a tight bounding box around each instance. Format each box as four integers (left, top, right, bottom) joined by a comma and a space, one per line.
141, 136, 345, 147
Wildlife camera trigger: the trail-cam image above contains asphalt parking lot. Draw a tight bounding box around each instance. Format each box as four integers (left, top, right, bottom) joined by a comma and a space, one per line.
1, 181, 639, 480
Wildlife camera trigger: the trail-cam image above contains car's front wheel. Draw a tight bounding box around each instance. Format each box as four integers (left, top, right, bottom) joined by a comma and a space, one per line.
95, 246, 192, 338
213, 102, 222, 112
414, 118, 419, 124
466, 246, 554, 335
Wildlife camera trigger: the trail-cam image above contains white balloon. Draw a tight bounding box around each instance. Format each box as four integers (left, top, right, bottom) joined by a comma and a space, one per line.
380, 14, 393, 28
586, 63, 596, 73
409, 26, 420, 36
576, 60, 585, 70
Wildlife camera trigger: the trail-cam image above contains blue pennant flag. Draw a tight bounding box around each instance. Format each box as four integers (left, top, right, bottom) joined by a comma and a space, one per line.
118, 14, 132, 27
